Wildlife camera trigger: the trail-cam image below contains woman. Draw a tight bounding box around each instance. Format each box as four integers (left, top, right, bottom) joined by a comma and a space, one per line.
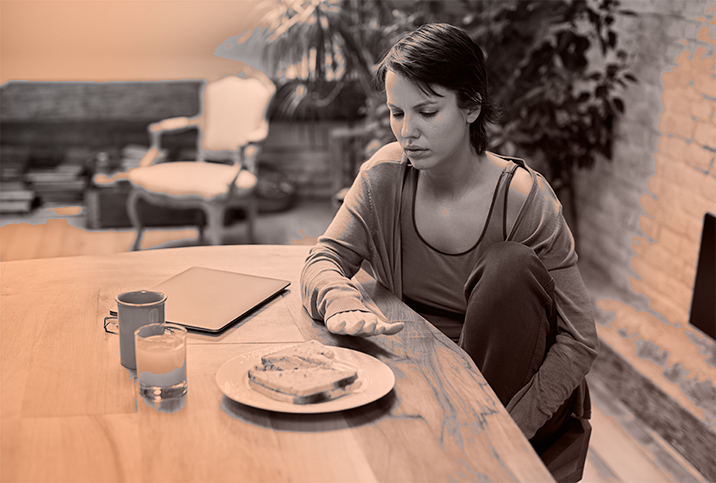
300, 23, 598, 448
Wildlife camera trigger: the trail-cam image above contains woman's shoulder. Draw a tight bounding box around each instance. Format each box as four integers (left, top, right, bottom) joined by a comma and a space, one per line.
361, 142, 405, 170
487, 151, 536, 198
358, 142, 408, 182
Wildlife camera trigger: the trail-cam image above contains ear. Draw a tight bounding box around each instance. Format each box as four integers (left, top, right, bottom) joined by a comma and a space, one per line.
466, 105, 481, 124
465, 94, 482, 124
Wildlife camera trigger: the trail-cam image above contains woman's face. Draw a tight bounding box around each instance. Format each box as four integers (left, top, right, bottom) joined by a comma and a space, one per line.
385, 70, 479, 171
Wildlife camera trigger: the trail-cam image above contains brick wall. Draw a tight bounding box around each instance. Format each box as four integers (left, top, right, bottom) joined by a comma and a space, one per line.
574, 0, 716, 443
575, 0, 715, 327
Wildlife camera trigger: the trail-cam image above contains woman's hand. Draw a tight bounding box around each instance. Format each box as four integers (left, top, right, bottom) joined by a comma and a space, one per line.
325, 311, 405, 337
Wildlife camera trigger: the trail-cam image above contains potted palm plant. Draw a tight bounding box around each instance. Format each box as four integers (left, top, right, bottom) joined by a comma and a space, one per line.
228, 0, 638, 243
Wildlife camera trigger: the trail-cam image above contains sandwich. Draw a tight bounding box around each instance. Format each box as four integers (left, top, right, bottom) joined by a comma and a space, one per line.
248, 340, 359, 404
260, 339, 335, 370
248, 366, 358, 404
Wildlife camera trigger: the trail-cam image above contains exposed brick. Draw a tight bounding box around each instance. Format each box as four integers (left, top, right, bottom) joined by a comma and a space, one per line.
656, 177, 684, 204
658, 202, 690, 235
664, 267, 695, 307
638, 213, 661, 239
649, 294, 689, 326
632, 236, 650, 258
675, 185, 714, 219
694, 122, 716, 147
654, 151, 680, 178
657, 134, 690, 159
632, 273, 672, 309
661, 69, 687, 88
692, 50, 716, 73
576, 1, 712, 335
677, 261, 698, 288
640, 192, 664, 218
669, 46, 696, 72
660, 111, 698, 138
685, 142, 714, 171
648, 242, 685, 278
662, 86, 695, 116
684, 212, 709, 244
693, 71, 716, 98
631, 254, 665, 289
647, 174, 664, 198
682, 160, 712, 186
657, 226, 684, 255
691, 99, 715, 121
702, 173, 716, 200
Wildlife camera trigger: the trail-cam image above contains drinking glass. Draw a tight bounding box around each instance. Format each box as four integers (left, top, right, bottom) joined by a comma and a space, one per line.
134, 323, 187, 404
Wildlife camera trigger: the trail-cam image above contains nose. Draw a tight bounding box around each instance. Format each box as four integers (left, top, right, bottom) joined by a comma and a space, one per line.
400, 114, 417, 139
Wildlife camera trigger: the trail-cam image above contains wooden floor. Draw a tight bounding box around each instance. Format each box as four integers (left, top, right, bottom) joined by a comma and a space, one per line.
0, 201, 709, 483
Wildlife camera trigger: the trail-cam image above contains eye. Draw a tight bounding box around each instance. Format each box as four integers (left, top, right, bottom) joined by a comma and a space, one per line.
420, 111, 437, 118
390, 110, 404, 119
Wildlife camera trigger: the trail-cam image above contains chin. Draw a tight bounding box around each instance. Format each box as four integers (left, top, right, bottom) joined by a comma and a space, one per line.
407, 156, 436, 170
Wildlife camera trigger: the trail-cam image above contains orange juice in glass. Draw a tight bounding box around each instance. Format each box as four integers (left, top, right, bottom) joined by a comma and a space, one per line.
135, 323, 187, 403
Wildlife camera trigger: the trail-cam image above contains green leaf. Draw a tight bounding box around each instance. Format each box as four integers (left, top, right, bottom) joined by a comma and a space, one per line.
613, 98, 625, 113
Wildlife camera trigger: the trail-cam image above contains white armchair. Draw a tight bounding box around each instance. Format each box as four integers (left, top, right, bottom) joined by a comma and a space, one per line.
126, 66, 276, 250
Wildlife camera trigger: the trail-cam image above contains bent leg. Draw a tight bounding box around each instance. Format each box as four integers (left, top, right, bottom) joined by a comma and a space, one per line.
460, 241, 557, 407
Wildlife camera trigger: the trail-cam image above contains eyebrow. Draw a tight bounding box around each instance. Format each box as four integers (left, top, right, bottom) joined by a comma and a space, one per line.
387, 101, 438, 109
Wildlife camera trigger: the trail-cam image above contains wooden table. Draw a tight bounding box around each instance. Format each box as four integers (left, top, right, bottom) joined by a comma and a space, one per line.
0, 245, 554, 482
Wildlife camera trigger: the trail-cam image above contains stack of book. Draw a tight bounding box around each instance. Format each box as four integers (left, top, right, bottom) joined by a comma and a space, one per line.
0, 181, 37, 214
24, 164, 86, 204
120, 144, 154, 171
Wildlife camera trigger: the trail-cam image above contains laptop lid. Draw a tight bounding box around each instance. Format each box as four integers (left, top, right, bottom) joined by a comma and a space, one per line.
112, 267, 290, 333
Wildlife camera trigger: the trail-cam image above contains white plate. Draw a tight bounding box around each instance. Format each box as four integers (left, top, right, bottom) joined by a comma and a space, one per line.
216, 343, 396, 413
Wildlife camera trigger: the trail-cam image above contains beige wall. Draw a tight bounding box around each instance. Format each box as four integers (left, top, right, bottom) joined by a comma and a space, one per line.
574, 0, 716, 429
0, 0, 261, 83
575, 0, 715, 325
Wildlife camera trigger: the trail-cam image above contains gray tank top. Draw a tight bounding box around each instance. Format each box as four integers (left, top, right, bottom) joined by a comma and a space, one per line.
400, 160, 519, 341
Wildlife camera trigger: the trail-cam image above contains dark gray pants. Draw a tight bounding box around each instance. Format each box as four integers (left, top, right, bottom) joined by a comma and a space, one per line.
460, 241, 578, 449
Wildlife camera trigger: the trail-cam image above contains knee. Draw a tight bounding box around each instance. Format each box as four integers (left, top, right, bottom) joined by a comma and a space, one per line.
463, 242, 545, 298
483, 242, 536, 273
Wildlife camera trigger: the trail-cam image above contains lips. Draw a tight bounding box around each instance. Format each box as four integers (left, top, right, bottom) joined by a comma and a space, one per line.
404, 146, 428, 156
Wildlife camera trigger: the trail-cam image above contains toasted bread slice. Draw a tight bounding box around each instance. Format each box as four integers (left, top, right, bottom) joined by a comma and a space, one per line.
248, 366, 358, 405
260, 340, 335, 371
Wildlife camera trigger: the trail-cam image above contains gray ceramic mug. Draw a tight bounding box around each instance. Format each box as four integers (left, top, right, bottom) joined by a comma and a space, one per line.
104, 290, 167, 369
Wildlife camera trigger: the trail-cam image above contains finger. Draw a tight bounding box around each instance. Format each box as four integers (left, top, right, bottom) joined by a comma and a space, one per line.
344, 318, 365, 335
381, 321, 405, 335
361, 317, 378, 336
326, 318, 346, 334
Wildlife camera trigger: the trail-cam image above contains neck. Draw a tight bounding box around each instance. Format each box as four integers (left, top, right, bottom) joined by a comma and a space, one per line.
420, 146, 488, 199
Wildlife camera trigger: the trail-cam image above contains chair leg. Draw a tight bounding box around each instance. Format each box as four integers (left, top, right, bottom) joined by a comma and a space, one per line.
126, 189, 145, 251
246, 198, 257, 244
203, 203, 225, 246
196, 210, 205, 243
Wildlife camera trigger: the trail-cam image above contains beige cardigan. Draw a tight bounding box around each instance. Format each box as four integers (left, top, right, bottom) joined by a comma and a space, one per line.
300, 142, 599, 439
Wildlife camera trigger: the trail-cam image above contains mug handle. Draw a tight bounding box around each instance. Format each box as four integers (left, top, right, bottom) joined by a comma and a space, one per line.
104, 316, 119, 334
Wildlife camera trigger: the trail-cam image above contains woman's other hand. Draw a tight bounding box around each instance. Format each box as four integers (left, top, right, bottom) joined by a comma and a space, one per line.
325, 311, 405, 336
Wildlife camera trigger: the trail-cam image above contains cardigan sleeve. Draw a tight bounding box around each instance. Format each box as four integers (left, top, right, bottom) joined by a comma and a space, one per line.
300, 162, 379, 322
505, 174, 599, 438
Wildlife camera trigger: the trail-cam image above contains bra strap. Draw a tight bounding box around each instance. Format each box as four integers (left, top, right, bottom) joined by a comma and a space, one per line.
502, 162, 520, 240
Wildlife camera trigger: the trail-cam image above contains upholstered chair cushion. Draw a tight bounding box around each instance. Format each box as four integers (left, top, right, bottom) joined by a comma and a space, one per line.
127, 162, 257, 200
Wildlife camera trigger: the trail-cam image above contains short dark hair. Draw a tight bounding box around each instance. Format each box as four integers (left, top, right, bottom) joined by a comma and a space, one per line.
374, 23, 500, 155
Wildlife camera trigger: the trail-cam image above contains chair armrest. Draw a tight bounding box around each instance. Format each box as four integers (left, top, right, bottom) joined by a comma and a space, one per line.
147, 116, 201, 150
138, 147, 167, 168
244, 123, 270, 144
149, 116, 199, 133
